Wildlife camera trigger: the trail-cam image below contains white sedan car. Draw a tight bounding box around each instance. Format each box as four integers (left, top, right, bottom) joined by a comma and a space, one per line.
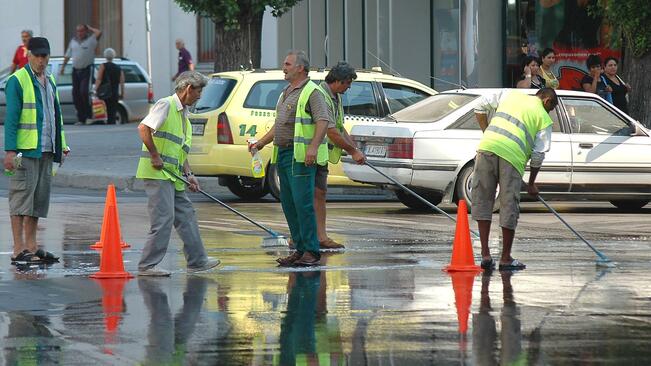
343, 88, 651, 210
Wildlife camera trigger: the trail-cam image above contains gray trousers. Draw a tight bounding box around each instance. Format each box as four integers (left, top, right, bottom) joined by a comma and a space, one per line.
139, 179, 208, 270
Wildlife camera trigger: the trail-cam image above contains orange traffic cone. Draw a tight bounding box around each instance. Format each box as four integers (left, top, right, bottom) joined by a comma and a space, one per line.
444, 199, 482, 272
93, 277, 130, 354
91, 208, 134, 279
91, 184, 130, 249
448, 271, 477, 334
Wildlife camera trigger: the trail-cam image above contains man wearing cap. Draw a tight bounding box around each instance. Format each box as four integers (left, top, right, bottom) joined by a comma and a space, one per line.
60, 24, 102, 125
3, 37, 70, 265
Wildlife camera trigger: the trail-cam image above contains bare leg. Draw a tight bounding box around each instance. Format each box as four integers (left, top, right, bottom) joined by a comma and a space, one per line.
478, 220, 492, 261
10, 215, 25, 257
499, 227, 515, 264
23, 216, 39, 254
314, 187, 328, 243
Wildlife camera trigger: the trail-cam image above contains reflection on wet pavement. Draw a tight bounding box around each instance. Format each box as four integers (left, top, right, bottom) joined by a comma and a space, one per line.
1, 201, 651, 364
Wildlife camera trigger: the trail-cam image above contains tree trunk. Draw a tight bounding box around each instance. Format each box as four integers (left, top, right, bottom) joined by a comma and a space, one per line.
213, 12, 264, 73
623, 48, 651, 127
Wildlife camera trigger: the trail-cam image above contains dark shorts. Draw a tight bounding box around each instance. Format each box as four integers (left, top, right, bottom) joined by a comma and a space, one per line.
315, 164, 329, 191
9, 153, 53, 218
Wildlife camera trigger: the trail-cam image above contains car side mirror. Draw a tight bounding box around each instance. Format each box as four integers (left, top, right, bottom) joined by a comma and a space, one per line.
631, 124, 647, 136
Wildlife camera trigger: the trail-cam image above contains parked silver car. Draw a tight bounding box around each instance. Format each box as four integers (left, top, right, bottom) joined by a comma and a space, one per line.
0, 57, 153, 124
344, 88, 651, 211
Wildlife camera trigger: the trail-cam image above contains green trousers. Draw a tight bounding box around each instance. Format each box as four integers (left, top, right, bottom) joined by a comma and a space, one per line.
277, 147, 320, 257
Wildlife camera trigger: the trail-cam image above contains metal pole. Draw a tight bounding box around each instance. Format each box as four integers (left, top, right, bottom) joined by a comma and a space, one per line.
145, 0, 152, 77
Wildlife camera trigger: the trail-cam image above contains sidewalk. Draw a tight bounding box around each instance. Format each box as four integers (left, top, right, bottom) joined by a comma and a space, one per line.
2, 124, 394, 198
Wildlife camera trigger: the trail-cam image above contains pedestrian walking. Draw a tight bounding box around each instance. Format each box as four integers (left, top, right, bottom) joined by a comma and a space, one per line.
315, 62, 365, 249
135, 70, 220, 276
251, 50, 331, 267
473, 88, 558, 271
603, 57, 631, 114
172, 39, 194, 81
9, 29, 32, 73
60, 24, 102, 125
3, 37, 69, 265
94, 48, 125, 124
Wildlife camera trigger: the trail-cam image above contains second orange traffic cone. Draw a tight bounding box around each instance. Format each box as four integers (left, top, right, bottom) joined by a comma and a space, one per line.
444, 199, 482, 272
92, 184, 130, 249
91, 208, 134, 279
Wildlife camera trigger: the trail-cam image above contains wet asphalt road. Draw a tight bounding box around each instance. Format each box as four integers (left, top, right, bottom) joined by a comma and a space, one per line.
0, 185, 650, 365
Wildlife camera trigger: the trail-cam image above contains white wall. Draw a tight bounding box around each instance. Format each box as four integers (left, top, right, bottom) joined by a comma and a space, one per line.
261, 7, 278, 68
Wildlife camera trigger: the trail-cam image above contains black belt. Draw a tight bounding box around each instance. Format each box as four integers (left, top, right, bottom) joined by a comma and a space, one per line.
275, 142, 293, 148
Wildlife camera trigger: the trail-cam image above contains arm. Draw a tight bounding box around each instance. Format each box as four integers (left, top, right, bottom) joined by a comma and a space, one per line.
182, 160, 200, 192
250, 126, 275, 152
327, 128, 365, 163
87, 25, 102, 40
3, 77, 21, 171
137, 99, 170, 169
473, 91, 502, 132
516, 76, 532, 89
61, 45, 71, 75
475, 113, 489, 132
138, 124, 162, 169
527, 125, 552, 196
189, 62, 195, 71
94, 64, 105, 93
305, 120, 328, 165
120, 70, 125, 99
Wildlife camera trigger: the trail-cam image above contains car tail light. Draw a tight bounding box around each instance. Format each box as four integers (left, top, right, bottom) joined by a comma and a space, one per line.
217, 112, 234, 144
387, 138, 413, 159
147, 83, 154, 103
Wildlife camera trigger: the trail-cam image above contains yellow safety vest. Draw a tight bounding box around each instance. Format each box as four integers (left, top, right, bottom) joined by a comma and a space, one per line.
477, 91, 552, 176
272, 81, 329, 165
319, 83, 346, 164
12, 67, 67, 151
136, 96, 192, 191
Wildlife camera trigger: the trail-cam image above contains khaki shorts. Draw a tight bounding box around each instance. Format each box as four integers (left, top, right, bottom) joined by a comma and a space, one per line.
315, 163, 328, 191
470, 151, 522, 230
9, 153, 53, 218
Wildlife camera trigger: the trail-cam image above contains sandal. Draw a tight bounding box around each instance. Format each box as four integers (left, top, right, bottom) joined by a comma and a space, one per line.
498, 259, 526, 271
34, 249, 60, 263
480, 258, 496, 270
11, 250, 43, 265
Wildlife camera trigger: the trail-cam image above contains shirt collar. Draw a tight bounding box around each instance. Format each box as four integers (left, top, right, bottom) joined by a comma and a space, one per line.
172, 93, 185, 112
319, 81, 336, 100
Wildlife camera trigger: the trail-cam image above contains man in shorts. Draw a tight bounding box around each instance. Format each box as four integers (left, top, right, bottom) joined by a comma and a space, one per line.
472, 88, 558, 271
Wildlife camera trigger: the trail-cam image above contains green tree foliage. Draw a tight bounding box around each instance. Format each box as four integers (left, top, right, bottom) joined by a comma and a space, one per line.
174, 0, 301, 30
594, 0, 651, 57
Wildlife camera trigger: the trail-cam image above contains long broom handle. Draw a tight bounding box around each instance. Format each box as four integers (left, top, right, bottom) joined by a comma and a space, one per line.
365, 161, 480, 238
163, 168, 281, 237
537, 195, 610, 261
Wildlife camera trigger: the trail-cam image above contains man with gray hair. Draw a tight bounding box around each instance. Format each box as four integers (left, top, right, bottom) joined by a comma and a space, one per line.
173, 39, 194, 81
10, 29, 32, 73
135, 71, 220, 276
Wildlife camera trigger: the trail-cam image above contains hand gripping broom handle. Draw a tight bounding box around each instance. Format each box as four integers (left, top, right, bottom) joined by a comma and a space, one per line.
365, 162, 480, 238
163, 168, 282, 237
537, 195, 611, 261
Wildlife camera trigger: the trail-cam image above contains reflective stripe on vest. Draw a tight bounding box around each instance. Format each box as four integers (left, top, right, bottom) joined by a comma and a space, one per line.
271, 80, 329, 165
136, 95, 192, 190
477, 92, 552, 176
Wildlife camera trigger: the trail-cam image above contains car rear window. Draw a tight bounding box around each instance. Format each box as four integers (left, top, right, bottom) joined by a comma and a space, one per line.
193, 77, 237, 113
120, 65, 147, 83
244, 80, 287, 109
391, 94, 477, 123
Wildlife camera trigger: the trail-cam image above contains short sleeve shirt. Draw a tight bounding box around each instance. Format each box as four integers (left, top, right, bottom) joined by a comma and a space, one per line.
178, 48, 193, 74
65, 34, 98, 69
581, 75, 609, 98
273, 78, 334, 146
12, 45, 28, 69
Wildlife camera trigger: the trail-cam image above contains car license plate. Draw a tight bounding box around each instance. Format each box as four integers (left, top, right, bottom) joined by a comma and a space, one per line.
191, 124, 205, 136
365, 144, 387, 157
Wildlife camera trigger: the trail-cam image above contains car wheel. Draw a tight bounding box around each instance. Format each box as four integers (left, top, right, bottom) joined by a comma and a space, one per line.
115, 105, 128, 125
224, 176, 269, 200
609, 199, 650, 210
455, 163, 499, 213
395, 189, 442, 210
266, 164, 281, 201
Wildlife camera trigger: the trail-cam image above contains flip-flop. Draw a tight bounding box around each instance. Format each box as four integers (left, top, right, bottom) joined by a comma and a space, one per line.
35, 249, 60, 263
499, 259, 526, 271
480, 258, 496, 270
10, 250, 43, 265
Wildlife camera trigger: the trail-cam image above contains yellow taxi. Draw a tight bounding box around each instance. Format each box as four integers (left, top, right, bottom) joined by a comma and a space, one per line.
187, 68, 436, 199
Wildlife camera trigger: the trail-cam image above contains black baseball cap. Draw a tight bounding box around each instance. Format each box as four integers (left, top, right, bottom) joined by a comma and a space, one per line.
27, 37, 50, 56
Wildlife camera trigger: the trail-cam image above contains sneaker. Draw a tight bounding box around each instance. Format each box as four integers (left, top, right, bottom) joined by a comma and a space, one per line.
138, 267, 171, 277
188, 257, 221, 273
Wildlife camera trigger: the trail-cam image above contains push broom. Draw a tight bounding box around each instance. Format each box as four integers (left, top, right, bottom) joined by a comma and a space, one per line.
163, 168, 289, 247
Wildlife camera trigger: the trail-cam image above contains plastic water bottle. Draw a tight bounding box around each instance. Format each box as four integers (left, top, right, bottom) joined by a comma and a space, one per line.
248, 139, 265, 178
3, 152, 22, 176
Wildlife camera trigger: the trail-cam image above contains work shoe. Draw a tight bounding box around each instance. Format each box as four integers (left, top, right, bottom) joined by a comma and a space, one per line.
138, 267, 171, 277
320, 238, 345, 250
276, 252, 302, 267
293, 252, 320, 267
188, 257, 221, 273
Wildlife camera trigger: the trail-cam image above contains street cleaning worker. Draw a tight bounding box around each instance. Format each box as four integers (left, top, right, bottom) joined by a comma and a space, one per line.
473, 88, 558, 271
251, 50, 332, 267
136, 71, 220, 276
